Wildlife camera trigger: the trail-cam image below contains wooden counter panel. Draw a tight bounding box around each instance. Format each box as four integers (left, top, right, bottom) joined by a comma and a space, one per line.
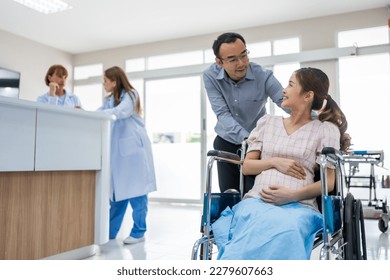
0, 171, 96, 259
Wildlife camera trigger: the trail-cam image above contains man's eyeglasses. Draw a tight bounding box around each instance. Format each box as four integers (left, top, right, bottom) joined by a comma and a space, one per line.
219, 50, 250, 64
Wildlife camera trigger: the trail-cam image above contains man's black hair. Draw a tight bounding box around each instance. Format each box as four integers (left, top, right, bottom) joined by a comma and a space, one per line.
212, 32, 246, 58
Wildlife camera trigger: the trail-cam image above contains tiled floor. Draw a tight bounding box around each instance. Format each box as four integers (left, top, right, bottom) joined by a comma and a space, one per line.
85, 194, 390, 260
85, 202, 202, 260
365, 219, 390, 260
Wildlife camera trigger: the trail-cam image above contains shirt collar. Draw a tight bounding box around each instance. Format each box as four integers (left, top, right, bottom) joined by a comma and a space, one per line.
62, 89, 72, 97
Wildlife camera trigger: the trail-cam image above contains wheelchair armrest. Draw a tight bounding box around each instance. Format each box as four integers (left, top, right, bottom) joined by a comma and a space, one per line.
321, 147, 341, 156
207, 150, 241, 161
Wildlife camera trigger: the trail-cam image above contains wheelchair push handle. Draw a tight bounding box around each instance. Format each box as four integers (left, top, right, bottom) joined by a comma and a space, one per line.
321, 147, 341, 156
207, 150, 240, 160
207, 150, 242, 165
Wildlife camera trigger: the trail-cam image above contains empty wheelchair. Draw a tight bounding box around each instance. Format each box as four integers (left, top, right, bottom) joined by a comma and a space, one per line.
191, 141, 367, 260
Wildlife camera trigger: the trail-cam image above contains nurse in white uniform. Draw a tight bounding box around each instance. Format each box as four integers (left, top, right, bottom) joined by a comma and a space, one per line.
98, 66, 157, 244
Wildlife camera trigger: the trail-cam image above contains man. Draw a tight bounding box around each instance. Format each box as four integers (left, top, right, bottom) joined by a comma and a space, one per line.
203, 32, 286, 193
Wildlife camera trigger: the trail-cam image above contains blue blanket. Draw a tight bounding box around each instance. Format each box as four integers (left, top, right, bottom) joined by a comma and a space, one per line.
212, 198, 323, 260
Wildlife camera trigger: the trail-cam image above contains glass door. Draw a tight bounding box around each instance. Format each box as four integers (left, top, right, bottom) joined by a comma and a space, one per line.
339, 53, 390, 169
145, 76, 202, 202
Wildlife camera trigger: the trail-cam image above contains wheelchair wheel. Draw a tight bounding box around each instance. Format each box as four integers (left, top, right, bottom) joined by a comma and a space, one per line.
355, 199, 367, 260
343, 193, 367, 260
199, 241, 214, 260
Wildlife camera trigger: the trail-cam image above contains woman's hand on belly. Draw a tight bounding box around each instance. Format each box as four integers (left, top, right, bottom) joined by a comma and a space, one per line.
273, 158, 306, 180
260, 185, 296, 206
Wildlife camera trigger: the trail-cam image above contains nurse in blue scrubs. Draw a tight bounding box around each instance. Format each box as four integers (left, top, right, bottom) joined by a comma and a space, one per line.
98, 66, 157, 245
37, 64, 82, 108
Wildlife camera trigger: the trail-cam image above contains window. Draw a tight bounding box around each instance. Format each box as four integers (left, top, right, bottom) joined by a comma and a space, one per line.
74, 64, 103, 80
204, 49, 215, 64
145, 76, 202, 201
247, 41, 272, 58
338, 26, 389, 47
273, 37, 300, 55
73, 64, 104, 111
126, 58, 145, 72
147, 50, 203, 70
74, 84, 103, 111
338, 26, 390, 170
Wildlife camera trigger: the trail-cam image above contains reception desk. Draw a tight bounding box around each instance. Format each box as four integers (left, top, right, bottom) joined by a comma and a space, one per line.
0, 96, 114, 259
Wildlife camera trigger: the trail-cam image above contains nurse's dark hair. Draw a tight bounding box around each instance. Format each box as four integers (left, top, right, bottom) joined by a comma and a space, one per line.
104, 66, 142, 115
45, 64, 68, 86
212, 32, 246, 58
294, 67, 350, 152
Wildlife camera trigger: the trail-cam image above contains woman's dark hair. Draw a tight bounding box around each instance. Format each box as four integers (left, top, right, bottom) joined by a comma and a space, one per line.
294, 67, 350, 151
212, 32, 246, 58
45, 64, 68, 86
104, 66, 142, 115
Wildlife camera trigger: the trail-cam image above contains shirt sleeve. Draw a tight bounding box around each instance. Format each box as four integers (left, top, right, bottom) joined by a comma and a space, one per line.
315, 121, 341, 165
37, 93, 57, 105
264, 73, 284, 107
263, 72, 290, 115
246, 114, 270, 153
99, 91, 136, 120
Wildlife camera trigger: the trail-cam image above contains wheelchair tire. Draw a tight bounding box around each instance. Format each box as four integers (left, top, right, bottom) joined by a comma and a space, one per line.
199, 242, 213, 260
343, 193, 367, 260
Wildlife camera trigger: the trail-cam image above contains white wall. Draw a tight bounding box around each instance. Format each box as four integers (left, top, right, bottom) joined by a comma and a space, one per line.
72, 7, 388, 88
0, 29, 72, 101
0, 7, 387, 101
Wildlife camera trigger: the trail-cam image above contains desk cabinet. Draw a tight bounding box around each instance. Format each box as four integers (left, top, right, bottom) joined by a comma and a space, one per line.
0, 96, 113, 259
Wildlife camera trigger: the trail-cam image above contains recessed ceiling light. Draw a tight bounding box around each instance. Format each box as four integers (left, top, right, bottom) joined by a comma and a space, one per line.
12, 0, 72, 14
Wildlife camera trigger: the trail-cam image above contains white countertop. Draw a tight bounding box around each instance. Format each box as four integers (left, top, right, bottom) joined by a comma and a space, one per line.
0, 95, 115, 121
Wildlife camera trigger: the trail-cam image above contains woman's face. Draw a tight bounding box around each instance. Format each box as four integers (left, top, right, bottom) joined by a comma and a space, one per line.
48, 71, 67, 88
103, 76, 116, 92
282, 72, 314, 111
282, 73, 302, 109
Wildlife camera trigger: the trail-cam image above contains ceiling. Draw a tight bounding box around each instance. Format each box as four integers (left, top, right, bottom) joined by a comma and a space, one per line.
0, 0, 389, 54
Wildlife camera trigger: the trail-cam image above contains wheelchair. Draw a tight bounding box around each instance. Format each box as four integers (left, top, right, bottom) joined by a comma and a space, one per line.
191, 140, 367, 260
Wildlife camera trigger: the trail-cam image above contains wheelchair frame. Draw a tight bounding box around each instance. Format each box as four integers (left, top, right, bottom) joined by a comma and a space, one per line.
191, 141, 367, 260
343, 150, 389, 233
